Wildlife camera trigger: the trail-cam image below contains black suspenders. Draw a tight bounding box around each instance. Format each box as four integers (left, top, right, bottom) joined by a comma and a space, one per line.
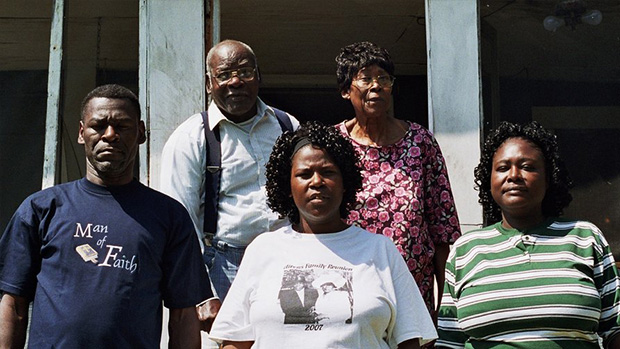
200, 108, 294, 241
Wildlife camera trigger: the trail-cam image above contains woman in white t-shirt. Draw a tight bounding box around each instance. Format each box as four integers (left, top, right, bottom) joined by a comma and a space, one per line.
209, 121, 437, 349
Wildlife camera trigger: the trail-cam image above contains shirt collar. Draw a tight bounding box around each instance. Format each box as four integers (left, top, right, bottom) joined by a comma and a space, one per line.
207, 97, 269, 131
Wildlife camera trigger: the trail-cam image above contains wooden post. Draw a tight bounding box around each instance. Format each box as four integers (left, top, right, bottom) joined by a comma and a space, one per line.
425, 0, 484, 229
138, 0, 207, 188
41, 0, 65, 189
138, 0, 150, 185
211, 0, 220, 46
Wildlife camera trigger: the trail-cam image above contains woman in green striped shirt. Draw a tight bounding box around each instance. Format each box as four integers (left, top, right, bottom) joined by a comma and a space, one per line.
437, 121, 620, 348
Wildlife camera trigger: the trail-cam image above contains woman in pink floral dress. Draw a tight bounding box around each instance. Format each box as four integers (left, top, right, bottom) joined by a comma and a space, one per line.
335, 42, 461, 320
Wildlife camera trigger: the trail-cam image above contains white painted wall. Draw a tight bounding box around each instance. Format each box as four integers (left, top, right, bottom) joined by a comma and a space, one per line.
139, 0, 207, 188
425, 0, 483, 232
138, 1, 208, 346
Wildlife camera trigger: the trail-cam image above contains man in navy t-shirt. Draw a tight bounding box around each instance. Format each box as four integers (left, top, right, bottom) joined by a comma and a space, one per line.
0, 84, 213, 348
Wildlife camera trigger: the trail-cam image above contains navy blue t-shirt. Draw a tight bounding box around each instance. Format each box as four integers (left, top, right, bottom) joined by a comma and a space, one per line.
0, 178, 212, 348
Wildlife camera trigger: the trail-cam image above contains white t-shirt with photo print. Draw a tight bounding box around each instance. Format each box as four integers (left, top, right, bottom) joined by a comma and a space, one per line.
209, 225, 437, 348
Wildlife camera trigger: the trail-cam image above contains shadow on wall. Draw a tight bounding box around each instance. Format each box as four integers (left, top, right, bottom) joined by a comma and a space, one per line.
261, 75, 429, 128
494, 78, 620, 259
557, 129, 620, 260
0, 71, 47, 235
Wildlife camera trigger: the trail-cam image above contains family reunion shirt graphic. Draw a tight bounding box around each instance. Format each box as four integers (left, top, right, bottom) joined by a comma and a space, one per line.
73, 222, 138, 273
279, 264, 353, 329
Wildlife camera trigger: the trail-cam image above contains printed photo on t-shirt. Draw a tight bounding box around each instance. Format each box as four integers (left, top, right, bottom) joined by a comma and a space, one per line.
278, 264, 353, 327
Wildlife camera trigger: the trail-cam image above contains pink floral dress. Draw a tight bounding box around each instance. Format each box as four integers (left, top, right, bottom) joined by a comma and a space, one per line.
338, 121, 461, 311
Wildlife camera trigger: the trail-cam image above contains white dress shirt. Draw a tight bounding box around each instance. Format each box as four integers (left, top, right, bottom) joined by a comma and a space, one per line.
160, 98, 299, 248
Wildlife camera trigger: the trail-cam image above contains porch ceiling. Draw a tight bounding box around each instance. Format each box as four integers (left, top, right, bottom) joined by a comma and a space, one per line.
0, 0, 618, 83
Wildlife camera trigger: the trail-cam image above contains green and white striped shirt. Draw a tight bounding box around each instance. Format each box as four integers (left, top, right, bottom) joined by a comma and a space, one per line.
437, 219, 620, 348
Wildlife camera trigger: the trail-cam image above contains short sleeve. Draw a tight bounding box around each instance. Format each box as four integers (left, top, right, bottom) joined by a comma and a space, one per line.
0, 200, 42, 299
208, 240, 262, 343
161, 205, 213, 308
437, 249, 468, 348
388, 239, 438, 346
591, 225, 620, 344
420, 129, 461, 245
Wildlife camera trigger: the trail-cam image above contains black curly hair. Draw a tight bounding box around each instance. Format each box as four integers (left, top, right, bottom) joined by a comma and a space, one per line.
474, 121, 573, 223
335, 41, 395, 93
266, 121, 363, 225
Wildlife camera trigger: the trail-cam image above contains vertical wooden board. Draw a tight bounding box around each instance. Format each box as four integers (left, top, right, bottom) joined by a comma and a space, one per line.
139, 0, 206, 188
425, 0, 483, 229
42, 0, 65, 189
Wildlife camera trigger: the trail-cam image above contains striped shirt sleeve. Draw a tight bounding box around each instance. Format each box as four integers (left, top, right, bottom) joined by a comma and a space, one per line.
590, 223, 620, 344
437, 248, 467, 348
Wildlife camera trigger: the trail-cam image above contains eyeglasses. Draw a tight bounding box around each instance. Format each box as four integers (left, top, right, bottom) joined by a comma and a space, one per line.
352, 75, 395, 89
211, 67, 257, 85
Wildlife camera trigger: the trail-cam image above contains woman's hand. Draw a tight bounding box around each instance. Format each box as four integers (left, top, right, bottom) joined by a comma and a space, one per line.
607, 334, 620, 349
196, 298, 221, 332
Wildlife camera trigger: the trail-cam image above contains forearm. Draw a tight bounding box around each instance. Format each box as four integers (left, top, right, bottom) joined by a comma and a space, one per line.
222, 340, 254, 349
433, 243, 450, 312
607, 333, 620, 349
397, 338, 420, 349
0, 293, 29, 349
168, 307, 201, 349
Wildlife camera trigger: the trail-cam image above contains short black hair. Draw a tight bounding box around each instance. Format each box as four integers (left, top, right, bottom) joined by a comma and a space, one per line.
266, 121, 363, 224
474, 121, 573, 223
81, 84, 140, 120
335, 41, 395, 93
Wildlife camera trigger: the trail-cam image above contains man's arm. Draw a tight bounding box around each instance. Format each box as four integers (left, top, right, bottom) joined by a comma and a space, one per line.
398, 338, 421, 349
168, 307, 201, 349
222, 340, 254, 349
159, 120, 205, 240
433, 242, 450, 322
0, 293, 29, 348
